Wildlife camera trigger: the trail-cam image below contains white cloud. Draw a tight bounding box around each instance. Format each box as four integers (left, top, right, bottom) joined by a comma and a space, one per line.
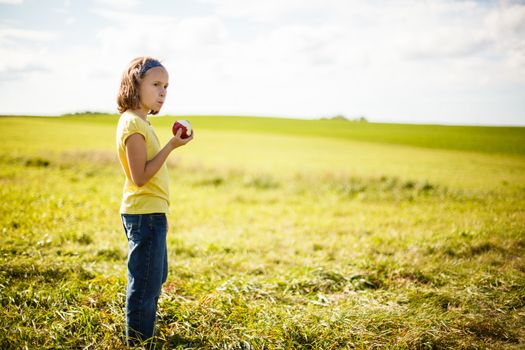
0, 27, 59, 43
0, 43, 124, 114
0, 0, 523, 123
0, 26, 59, 77
87, 0, 525, 121
490, 2, 525, 72
199, 0, 360, 23
0, 0, 23, 4
93, 0, 139, 10
176, 16, 228, 46
92, 9, 229, 69
199, 0, 305, 22
0, 9, 231, 115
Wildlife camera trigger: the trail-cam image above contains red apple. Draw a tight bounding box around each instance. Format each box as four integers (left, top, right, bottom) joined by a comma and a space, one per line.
172, 120, 193, 139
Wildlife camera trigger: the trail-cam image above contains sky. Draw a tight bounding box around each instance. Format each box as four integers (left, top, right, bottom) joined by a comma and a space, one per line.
0, 0, 524, 125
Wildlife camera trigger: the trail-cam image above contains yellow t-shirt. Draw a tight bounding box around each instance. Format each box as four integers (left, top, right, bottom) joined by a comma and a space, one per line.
116, 111, 170, 214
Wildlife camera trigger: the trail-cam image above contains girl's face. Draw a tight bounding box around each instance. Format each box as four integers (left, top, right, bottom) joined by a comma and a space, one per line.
138, 66, 169, 115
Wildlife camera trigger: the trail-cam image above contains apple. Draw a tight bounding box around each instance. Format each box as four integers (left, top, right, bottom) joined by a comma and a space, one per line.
172, 120, 193, 139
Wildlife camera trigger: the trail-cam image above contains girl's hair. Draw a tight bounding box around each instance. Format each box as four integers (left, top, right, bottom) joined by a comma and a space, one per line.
117, 56, 164, 115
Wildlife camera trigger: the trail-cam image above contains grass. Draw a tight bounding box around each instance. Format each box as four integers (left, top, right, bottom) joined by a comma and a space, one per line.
1, 114, 524, 349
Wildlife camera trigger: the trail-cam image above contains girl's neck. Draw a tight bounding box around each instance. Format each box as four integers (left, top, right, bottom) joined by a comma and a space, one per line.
130, 108, 148, 121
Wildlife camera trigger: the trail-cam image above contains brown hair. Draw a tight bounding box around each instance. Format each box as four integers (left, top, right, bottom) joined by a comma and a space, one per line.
117, 56, 164, 115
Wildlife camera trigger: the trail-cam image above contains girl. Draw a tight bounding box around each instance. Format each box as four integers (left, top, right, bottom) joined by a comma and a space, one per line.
116, 56, 193, 346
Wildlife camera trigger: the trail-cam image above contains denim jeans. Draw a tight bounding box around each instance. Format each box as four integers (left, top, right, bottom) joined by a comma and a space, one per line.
121, 213, 168, 346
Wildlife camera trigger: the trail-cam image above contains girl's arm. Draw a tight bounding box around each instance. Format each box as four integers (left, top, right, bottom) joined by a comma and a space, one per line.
125, 128, 192, 187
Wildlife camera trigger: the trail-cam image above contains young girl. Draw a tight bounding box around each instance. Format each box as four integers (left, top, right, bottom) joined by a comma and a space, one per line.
116, 56, 193, 345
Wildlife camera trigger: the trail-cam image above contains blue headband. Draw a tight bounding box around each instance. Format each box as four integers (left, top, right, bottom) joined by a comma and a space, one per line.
139, 59, 163, 77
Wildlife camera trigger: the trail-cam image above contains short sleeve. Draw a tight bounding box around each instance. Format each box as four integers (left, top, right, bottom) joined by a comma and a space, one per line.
119, 115, 147, 147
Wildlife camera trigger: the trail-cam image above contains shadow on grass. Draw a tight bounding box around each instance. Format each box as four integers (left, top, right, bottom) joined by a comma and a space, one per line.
164, 333, 206, 349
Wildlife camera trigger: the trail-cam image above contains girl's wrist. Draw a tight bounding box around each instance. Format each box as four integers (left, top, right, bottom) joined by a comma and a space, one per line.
168, 140, 179, 151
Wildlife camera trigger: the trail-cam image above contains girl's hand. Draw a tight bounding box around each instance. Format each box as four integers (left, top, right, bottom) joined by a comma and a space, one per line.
168, 128, 194, 150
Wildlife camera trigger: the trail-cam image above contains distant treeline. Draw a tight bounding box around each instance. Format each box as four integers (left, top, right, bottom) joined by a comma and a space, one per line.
60, 111, 369, 123
321, 115, 368, 122
61, 111, 115, 116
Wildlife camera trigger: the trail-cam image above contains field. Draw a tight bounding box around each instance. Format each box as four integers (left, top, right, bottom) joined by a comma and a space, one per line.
1, 114, 525, 349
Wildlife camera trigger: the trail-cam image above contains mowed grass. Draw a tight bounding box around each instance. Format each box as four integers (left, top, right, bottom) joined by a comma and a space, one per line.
1, 115, 524, 349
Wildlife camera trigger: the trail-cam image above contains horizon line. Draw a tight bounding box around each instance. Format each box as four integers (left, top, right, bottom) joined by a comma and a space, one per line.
1, 113, 524, 128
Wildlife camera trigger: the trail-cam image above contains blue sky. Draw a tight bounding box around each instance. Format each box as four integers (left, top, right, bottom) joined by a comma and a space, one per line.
1, 0, 524, 125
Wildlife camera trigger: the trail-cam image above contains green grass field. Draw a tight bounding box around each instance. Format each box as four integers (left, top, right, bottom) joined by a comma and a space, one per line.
1, 115, 524, 349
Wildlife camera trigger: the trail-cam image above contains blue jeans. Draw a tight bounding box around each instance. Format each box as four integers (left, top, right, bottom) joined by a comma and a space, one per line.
121, 213, 168, 346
